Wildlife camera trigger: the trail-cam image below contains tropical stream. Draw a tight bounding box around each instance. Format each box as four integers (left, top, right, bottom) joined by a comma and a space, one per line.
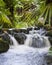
0, 28, 51, 65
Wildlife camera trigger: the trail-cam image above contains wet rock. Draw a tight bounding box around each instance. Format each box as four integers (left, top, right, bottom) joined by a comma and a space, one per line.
27, 27, 40, 32
45, 30, 52, 46
27, 27, 33, 34
0, 39, 9, 53
48, 37, 52, 46
7, 27, 40, 35
14, 33, 27, 44
7, 28, 28, 34
0, 33, 13, 45
45, 54, 52, 65
14, 29, 27, 34
7, 28, 15, 35
1, 33, 10, 43
34, 27, 40, 30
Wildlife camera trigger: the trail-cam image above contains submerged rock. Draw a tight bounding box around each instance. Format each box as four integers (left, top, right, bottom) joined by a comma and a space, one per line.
0, 39, 9, 53
14, 33, 27, 44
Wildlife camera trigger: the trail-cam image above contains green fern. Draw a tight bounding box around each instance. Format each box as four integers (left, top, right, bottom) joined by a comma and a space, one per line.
0, 11, 13, 28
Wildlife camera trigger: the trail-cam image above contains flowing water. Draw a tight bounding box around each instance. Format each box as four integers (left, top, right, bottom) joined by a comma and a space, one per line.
8, 34, 19, 48
29, 28, 46, 35
0, 29, 51, 65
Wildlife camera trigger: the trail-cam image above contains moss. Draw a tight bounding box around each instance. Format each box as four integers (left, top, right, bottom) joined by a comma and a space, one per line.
49, 47, 52, 51
0, 38, 9, 53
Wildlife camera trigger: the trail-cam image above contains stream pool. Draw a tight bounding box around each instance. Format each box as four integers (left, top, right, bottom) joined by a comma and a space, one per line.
0, 45, 48, 65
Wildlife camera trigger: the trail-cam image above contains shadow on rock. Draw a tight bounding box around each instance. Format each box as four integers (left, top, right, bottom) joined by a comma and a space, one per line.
0, 38, 9, 53
14, 33, 27, 44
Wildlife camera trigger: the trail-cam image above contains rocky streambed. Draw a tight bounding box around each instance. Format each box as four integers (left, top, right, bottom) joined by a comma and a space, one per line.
0, 27, 52, 65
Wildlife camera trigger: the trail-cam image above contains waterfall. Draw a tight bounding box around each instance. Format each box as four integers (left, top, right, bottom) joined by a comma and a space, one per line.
24, 34, 50, 48
24, 34, 32, 46
29, 28, 46, 35
0, 28, 51, 65
8, 34, 19, 48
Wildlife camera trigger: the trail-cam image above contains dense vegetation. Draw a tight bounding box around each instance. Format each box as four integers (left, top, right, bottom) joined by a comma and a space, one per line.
0, 0, 52, 28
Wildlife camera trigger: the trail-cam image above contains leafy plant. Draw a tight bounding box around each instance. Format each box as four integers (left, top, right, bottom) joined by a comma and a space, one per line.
0, 0, 13, 28
38, 0, 52, 26
0, 0, 52, 28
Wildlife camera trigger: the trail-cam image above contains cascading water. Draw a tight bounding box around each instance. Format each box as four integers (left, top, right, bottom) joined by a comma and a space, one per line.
8, 34, 19, 48
24, 34, 32, 46
29, 28, 46, 35
0, 28, 51, 65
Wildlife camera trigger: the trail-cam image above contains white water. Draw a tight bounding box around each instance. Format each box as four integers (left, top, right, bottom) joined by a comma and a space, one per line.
0, 45, 48, 65
24, 34, 32, 46
8, 34, 19, 48
25, 34, 50, 47
0, 29, 51, 65
29, 28, 46, 35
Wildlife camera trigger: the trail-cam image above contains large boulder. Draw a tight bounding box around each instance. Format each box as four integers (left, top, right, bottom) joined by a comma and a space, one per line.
14, 33, 27, 44
0, 33, 11, 44
0, 38, 9, 53
0, 32, 13, 45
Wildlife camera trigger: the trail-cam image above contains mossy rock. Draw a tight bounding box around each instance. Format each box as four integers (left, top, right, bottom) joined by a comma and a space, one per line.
49, 47, 52, 51
0, 38, 9, 53
0, 32, 11, 45
14, 33, 27, 44
49, 47, 52, 55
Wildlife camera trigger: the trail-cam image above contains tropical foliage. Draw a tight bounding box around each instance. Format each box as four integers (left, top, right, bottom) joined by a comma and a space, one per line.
0, 0, 52, 28
39, 0, 52, 26
0, 0, 13, 28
